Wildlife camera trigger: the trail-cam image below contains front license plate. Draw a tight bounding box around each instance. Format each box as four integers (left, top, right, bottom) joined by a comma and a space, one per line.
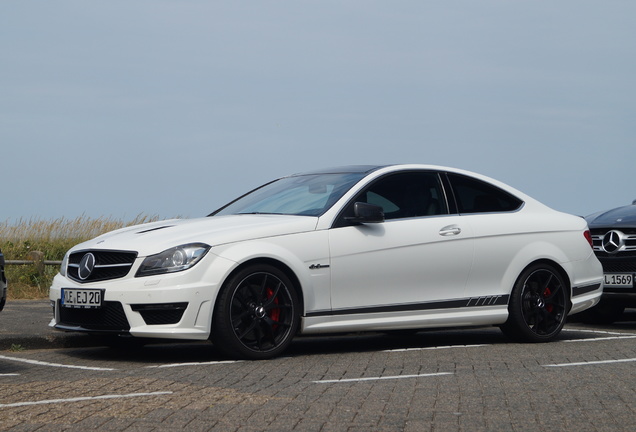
604, 273, 634, 288
61, 288, 104, 308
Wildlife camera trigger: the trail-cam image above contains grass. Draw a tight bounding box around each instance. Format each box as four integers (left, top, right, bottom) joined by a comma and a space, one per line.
0, 215, 161, 299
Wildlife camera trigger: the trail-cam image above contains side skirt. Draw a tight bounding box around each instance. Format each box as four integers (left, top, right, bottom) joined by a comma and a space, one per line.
301, 295, 510, 334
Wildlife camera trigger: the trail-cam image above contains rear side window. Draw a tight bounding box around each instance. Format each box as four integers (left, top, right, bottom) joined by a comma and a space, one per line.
447, 173, 523, 214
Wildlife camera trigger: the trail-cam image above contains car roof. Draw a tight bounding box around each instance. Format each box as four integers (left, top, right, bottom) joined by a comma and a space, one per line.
290, 165, 387, 176
288, 164, 532, 199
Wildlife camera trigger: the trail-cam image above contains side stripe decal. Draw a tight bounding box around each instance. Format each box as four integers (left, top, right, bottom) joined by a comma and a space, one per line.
306, 295, 510, 318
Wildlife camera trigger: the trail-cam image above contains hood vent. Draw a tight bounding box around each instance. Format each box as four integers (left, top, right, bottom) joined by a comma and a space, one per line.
136, 225, 175, 234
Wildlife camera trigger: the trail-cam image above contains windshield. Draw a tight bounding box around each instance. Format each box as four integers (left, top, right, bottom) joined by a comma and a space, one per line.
210, 173, 366, 217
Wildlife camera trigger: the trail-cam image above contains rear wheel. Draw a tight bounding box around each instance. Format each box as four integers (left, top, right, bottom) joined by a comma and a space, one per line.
501, 263, 568, 342
212, 264, 299, 359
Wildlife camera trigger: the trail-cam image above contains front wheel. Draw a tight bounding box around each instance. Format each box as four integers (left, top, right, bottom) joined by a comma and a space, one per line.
211, 264, 299, 360
500, 263, 569, 342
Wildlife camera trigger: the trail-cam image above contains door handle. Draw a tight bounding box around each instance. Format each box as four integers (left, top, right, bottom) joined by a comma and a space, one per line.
439, 225, 462, 236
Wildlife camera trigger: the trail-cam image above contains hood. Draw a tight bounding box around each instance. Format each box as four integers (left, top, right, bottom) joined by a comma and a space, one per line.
586, 205, 636, 229
71, 215, 319, 257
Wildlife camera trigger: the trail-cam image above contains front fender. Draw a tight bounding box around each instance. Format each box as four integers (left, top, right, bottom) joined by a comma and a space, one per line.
211, 231, 331, 314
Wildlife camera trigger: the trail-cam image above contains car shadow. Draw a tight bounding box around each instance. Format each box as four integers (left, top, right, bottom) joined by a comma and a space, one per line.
286, 327, 510, 357
608, 308, 636, 330
58, 316, 636, 366
58, 326, 515, 365
568, 308, 636, 330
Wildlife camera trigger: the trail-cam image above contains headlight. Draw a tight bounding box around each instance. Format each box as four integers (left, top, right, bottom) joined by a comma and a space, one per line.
59, 252, 69, 277
136, 243, 210, 277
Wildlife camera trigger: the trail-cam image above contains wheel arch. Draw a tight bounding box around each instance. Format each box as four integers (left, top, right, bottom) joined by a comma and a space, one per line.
500, 238, 575, 300
213, 257, 306, 316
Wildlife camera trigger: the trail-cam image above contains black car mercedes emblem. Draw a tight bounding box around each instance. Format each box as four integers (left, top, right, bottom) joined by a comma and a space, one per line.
78, 253, 96, 280
601, 230, 623, 254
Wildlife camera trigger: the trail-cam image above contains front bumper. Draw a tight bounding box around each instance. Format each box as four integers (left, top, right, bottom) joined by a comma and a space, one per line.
49, 254, 236, 340
50, 282, 215, 340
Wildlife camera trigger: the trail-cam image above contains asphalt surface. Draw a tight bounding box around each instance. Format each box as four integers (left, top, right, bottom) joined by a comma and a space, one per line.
0, 299, 101, 351
3, 299, 636, 431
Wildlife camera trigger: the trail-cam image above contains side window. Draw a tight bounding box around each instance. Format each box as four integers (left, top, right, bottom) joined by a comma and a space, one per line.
350, 172, 447, 221
447, 173, 523, 214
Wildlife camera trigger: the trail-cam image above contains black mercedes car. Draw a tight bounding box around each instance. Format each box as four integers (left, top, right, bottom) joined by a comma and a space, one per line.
583, 200, 636, 322
0, 248, 6, 311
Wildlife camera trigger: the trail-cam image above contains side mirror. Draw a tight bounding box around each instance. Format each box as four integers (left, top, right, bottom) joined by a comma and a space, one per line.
345, 202, 385, 224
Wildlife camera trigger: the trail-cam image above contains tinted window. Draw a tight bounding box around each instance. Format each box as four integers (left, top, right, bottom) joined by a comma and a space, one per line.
343, 172, 447, 221
447, 173, 523, 214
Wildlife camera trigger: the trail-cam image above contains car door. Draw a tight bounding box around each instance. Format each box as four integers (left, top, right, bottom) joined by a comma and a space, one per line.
444, 172, 526, 298
328, 171, 475, 313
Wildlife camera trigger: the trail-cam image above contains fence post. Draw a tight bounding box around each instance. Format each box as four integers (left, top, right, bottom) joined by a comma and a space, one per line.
26, 251, 45, 280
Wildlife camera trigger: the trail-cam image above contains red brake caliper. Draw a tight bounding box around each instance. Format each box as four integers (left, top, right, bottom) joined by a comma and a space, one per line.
266, 287, 280, 327
544, 287, 553, 313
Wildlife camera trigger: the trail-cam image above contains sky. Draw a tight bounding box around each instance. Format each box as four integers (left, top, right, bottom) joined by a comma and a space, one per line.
2, 1, 635, 223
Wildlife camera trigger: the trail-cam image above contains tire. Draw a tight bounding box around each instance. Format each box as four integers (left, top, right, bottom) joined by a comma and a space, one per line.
500, 263, 568, 342
211, 264, 300, 360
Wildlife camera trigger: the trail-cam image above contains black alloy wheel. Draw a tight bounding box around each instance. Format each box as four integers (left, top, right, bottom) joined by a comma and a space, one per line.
212, 264, 299, 359
501, 263, 568, 342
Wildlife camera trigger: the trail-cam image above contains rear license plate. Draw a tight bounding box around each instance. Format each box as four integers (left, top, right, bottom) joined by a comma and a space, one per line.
604, 273, 634, 288
61, 288, 104, 308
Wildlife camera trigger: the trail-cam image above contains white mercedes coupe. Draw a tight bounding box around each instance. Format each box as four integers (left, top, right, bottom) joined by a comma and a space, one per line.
50, 165, 603, 359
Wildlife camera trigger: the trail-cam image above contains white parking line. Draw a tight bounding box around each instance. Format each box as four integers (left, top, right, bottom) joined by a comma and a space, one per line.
562, 328, 636, 343
0, 374, 20, 377
564, 335, 636, 343
0, 355, 115, 371
0, 391, 173, 408
146, 360, 242, 368
564, 328, 636, 336
313, 372, 453, 384
563, 328, 636, 335
544, 358, 636, 368
383, 344, 487, 352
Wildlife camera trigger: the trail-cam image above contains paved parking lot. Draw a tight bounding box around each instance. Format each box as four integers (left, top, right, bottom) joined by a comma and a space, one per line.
2, 302, 636, 431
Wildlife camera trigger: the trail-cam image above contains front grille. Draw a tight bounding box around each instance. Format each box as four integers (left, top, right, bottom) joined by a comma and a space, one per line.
67, 250, 137, 283
591, 229, 636, 255
131, 303, 188, 325
58, 300, 130, 331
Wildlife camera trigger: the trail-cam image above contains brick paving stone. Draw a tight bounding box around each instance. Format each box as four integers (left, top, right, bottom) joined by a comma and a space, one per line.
3, 321, 636, 431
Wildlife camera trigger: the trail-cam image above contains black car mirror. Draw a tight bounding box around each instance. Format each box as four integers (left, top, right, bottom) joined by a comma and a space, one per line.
345, 202, 385, 224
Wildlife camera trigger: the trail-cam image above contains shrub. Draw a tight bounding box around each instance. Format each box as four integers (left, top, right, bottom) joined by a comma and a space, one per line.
0, 215, 161, 299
